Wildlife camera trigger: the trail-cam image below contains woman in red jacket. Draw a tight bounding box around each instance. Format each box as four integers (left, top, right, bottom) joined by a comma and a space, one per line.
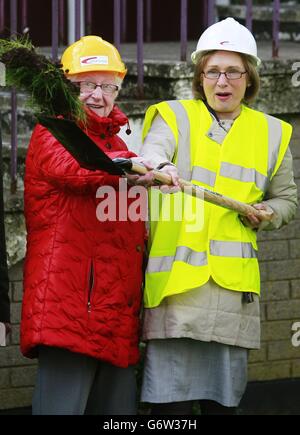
21, 36, 145, 415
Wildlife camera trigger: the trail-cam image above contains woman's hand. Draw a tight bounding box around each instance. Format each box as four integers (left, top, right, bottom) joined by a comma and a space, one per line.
124, 159, 180, 192
125, 157, 156, 187
240, 203, 273, 229
158, 164, 181, 194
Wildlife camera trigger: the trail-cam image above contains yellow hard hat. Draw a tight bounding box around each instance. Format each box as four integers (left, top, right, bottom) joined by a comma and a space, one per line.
61, 35, 127, 78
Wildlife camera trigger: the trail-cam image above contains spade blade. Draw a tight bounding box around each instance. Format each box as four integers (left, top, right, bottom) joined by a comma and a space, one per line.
36, 115, 124, 176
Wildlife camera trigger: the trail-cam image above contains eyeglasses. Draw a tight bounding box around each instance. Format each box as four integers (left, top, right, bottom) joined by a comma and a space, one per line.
201, 70, 247, 80
77, 81, 119, 95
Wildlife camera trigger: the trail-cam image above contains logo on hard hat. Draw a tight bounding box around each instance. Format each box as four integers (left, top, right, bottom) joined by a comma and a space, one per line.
219, 41, 234, 46
80, 56, 109, 66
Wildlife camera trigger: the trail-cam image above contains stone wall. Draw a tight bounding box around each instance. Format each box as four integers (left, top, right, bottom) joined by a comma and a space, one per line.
0, 262, 35, 409
250, 114, 300, 381
218, 3, 300, 42
0, 57, 300, 410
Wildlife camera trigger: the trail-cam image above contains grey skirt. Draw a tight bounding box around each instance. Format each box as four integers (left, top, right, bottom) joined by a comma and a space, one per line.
141, 338, 248, 407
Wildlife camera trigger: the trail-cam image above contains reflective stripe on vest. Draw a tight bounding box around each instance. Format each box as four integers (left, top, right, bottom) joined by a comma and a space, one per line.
165, 101, 283, 193
210, 240, 257, 258
147, 241, 257, 274
192, 166, 216, 187
265, 113, 282, 180
166, 101, 217, 186
219, 162, 267, 192
166, 100, 191, 180
147, 246, 207, 273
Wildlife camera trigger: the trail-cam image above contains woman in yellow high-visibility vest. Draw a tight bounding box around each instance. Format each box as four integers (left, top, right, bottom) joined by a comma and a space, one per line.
135, 18, 298, 415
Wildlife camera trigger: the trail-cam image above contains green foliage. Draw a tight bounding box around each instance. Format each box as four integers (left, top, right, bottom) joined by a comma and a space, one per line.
0, 36, 86, 122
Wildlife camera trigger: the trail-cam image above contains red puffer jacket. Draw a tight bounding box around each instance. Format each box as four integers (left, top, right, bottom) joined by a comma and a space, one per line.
21, 106, 145, 368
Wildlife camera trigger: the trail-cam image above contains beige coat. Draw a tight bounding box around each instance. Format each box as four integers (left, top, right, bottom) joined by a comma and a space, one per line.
141, 112, 298, 349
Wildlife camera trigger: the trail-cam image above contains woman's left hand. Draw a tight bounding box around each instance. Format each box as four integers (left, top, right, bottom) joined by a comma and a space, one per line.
125, 157, 156, 187
240, 203, 272, 229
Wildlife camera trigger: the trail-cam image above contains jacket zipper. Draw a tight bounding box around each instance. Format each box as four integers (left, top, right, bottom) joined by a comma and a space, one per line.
87, 261, 95, 313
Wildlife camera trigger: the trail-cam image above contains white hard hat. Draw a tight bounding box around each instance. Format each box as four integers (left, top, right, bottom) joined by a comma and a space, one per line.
191, 17, 261, 66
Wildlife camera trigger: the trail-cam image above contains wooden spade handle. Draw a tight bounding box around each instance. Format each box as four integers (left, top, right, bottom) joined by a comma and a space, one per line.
130, 162, 273, 222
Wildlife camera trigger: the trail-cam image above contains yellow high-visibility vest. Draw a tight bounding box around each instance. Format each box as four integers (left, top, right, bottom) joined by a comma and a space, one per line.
143, 100, 292, 308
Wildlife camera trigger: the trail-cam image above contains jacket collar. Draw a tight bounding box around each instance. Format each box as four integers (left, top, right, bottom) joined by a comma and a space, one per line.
83, 105, 128, 137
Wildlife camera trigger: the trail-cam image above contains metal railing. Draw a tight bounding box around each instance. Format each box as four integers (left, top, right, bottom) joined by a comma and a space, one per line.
3, 0, 284, 190
4, 1, 283, 83
10, 0, 18, 193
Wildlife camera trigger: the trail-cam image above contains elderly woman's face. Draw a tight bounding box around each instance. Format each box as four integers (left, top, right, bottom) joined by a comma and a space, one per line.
74, 71, 120, 117
201, 50, 248, 119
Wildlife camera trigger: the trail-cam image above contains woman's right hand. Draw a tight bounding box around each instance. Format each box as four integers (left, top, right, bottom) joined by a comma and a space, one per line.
125, 159, 180, 192
158, 164, 181, 194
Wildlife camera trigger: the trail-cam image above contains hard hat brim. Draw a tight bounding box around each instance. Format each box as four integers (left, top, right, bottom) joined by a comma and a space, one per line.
191, 48, 261, 67
64, 64, 127, 78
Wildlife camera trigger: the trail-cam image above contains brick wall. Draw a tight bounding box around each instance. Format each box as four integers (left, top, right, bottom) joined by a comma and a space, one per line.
249, 114, 300, 381
0, 261, 36, 410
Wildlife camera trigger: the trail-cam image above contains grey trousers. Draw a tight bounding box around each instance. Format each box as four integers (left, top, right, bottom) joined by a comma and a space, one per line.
32, 346, 137, 415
